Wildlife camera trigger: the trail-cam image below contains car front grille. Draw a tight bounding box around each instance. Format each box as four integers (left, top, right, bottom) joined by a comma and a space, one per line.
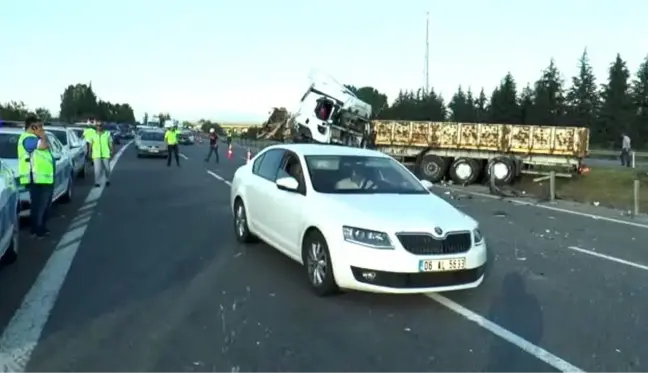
396, 232, 472, 255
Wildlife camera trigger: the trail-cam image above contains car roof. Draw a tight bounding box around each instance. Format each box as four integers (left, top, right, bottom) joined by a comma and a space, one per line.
44, 126, 69, 132
264, 144, 390, 158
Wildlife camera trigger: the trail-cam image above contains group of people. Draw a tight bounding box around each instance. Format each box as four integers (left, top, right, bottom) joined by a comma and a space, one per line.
19, 115, 113, 238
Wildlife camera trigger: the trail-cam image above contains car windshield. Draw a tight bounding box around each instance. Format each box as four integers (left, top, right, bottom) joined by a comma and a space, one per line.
71, 129, 84, 138
305, 155, 429, 194
141, 132, 164, 141
0, 133, 20, 159
50, 130, 68, 145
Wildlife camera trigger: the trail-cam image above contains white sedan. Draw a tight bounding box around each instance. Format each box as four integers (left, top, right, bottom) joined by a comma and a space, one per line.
230, 144, 488, 296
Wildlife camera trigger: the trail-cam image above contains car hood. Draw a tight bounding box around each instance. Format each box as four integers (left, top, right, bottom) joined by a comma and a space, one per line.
139, 140, 166, 147
319, 192, 477, 233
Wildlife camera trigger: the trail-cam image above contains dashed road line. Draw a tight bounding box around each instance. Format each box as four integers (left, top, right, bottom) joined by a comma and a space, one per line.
0, 141, 133, 373
179, 153, 188, 160
567, 246, 648, 272
205, 168, 584, 373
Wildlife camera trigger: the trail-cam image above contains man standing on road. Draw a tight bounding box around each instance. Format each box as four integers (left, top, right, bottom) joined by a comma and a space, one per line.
83, 121, 96, 166
17, 115, 55, 238
621, 133, 632, 167
89, 122, 113, 187
204, 128, 219, 163
165, 124, 180, 167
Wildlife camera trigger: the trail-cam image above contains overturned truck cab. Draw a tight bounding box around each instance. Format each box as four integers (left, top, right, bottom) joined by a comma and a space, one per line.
293, 74, 373, 148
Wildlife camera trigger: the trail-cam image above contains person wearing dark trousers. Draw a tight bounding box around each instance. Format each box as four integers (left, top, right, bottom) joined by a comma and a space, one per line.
621, 133, 632, 167
17, 115, 55, 238
165, 125, 180, 167
205, 128, 219, 163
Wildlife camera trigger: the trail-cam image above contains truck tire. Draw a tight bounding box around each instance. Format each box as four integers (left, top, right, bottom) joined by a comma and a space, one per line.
449, 158, 480, 185
486, 157, 516, 185
419, 154, 449, 183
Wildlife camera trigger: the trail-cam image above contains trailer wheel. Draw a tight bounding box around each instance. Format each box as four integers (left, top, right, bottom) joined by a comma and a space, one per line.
419, 154, 449, 183
449, 158, 480, 185
487, 157, 516, 185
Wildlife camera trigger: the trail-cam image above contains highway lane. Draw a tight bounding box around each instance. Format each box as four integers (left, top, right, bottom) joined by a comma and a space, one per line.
0, 142, 644, 371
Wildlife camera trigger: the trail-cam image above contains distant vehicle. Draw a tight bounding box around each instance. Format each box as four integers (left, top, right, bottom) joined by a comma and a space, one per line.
0, 157, 20, 269
230, 143, 487, 296
118, 124, 135, 139
178, 129, 195, 145
0, 127, 74, 217
44, 125, 87, 178
135, 130, 167, 158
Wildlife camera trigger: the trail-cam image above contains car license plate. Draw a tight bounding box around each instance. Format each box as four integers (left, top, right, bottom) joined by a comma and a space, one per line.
150, 149, 158, 153
419, 258, 466, 272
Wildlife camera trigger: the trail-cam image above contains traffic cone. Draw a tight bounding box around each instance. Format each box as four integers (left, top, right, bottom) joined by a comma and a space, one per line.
246, 148, 252, 163
227, 144, 233, 159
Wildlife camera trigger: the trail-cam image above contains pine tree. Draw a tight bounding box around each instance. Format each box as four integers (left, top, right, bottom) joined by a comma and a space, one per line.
566, 49, 600, 127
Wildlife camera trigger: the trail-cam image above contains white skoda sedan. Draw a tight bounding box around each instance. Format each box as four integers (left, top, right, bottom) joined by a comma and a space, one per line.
230, 144, 488, 296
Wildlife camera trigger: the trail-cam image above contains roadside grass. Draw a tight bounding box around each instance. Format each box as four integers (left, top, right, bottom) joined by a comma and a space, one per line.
517, 168, 648, 212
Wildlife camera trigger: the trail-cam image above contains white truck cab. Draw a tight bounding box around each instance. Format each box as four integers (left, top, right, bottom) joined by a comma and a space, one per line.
293, 73, 373, 148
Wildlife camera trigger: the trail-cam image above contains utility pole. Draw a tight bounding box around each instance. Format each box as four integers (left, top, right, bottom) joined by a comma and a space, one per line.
424, 11, 430, 94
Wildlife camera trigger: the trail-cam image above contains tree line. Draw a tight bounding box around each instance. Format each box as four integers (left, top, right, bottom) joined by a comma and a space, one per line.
0, 83, 136, 124
348, 50, 648, 149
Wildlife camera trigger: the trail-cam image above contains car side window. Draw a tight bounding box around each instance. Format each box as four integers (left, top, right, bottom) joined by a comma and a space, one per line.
46, 134, 63, 155
255, 149, 285, 181
252, 153, 266, 174
68, 130, 80, 146
278, 152, 307, 195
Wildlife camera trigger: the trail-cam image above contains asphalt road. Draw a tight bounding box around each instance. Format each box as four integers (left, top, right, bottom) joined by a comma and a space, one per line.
1, 141, 648, 372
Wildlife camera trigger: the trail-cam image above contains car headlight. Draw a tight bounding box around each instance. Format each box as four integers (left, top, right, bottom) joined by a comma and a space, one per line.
342, 226, 393, 249
473, 228, 484, 244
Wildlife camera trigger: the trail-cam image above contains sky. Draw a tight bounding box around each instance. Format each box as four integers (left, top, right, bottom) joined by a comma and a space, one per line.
1, 0, 647, 124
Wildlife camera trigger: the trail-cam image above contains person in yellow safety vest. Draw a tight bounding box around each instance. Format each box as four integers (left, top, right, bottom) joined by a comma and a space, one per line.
164, 124, 180, 167
88, 122, 114, 187
82, 124, 96, 164
18, 115, 55, 238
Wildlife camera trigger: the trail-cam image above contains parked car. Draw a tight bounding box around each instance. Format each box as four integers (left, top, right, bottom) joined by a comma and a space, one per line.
0, 158, 20, 268
230, 144, 488, 296
44, 125, 87, 178
135, 130, 168, 158
0, 128, 75, 217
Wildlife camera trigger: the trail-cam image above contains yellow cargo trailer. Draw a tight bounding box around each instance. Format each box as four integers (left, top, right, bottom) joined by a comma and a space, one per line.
372, 120, 590, 185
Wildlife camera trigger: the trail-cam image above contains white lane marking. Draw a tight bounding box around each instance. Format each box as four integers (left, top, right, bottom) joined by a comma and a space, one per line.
439, 185, 648, 229
205, 169, 583, 372
179, 153, 188, 160
567, 246, 648, 272
425, 293, 584, 372
0, 141, 133, 373
207, 170, 231, 186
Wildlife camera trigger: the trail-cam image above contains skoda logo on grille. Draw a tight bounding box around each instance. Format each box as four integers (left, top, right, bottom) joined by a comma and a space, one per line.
434, 226, 443, 235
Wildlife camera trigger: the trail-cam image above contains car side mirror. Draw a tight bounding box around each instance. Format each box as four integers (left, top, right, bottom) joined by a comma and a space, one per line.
276, 176, 299, 192
420, 179, 434, 190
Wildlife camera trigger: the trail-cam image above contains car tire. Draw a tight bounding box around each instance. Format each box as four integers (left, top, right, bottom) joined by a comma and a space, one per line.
419, 154, 449, 183
302, 230, 339, 297
60, 177, 73, 203
0, 217, 19, 266
233, 199, 258, 243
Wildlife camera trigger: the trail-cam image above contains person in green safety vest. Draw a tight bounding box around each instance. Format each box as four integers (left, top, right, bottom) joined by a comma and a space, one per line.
164, 123, 180, 167
88, 122, 114, 187
18, 115, 55, 238
82, 123, 97, 164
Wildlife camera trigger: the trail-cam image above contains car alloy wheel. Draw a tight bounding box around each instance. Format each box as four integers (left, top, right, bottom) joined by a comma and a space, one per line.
235, 203, 246, 238
302, 231, 339, 296
306, 241, 328, 286
233, 200, 257, 243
